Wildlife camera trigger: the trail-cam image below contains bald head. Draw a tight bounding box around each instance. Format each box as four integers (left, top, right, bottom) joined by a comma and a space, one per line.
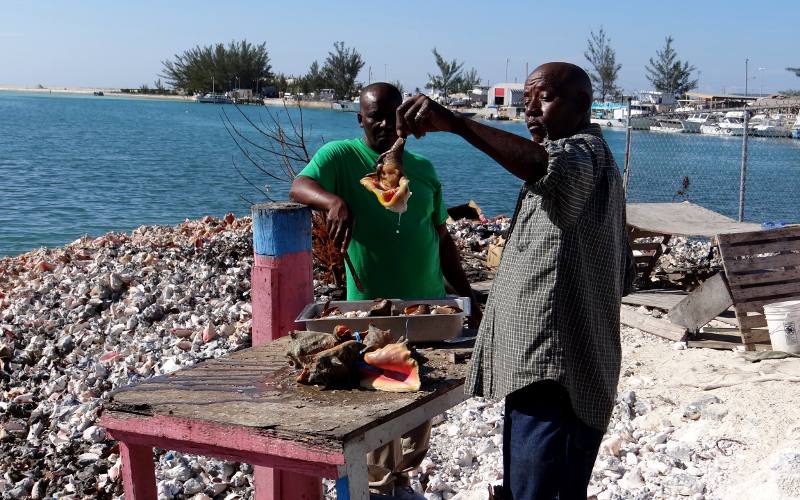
524, 62, 593, 141
360, 82, 402, 109
529, 62, 593, 111
358, 82, 402, 153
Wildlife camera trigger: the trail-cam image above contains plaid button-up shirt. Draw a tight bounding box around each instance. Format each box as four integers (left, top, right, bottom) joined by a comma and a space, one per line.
465, 124, 627, 430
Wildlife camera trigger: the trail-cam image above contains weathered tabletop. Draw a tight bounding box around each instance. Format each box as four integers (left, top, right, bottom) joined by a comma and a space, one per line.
627, 202, 761, 237
104, 337, 470, 450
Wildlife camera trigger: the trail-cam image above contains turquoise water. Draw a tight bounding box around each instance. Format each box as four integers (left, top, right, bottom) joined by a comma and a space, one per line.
1, 91, 799, 256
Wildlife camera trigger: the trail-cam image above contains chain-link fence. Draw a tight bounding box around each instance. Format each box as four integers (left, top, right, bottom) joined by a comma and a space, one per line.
622, 104, 800, 224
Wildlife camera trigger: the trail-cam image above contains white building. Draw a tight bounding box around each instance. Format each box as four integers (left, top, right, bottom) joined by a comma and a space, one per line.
488, 83, 524, 107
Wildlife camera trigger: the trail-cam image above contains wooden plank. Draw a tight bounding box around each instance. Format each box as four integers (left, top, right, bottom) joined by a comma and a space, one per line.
101, 413, 346, 472
740, 328, 771, 344
622, 290, 687, 311
104, 337, 468, 443
620, 307, 688, 341
626, 202, 761, 237
717, 225, 800, 245
728, 281, 800, 301
631, 242, 666, 252
723, 252, 800, 274
727, 268, 800, 287
719, 239, 800, 260
737, 314, 767, 329
668, 273, 733, 331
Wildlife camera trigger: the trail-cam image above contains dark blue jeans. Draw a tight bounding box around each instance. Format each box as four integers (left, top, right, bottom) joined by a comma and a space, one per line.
503, 381, 604, 500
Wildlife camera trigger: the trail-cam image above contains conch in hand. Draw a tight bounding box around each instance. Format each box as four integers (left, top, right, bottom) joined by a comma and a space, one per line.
360, 137, 412, 213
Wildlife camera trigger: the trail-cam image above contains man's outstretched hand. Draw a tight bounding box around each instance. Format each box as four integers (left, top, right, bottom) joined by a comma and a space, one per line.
396, 94, 459, 138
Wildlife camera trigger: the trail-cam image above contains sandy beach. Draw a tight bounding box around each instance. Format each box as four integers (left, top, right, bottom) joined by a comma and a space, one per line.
0, 85, 194, 102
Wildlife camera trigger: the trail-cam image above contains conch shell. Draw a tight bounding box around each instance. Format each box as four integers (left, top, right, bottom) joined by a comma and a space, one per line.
360, 137, 412, 213
359, 341, 420, 392
297, 340, 361, 387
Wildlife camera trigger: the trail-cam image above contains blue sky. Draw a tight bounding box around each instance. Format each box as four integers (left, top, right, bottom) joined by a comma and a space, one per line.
2, 0, 799, 95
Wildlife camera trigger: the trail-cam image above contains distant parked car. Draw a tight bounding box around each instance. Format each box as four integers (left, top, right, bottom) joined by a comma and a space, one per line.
449, 98, 468, 107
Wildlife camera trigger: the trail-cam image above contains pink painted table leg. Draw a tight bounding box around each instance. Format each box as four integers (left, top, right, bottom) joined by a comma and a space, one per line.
118, 441, 157, 500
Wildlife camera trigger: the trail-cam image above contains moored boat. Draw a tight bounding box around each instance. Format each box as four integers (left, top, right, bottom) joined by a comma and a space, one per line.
195, 93, 233, 104
649, 118, 685, 133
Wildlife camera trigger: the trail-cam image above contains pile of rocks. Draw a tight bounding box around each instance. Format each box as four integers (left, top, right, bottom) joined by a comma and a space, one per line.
2, 215, 768, 499
0, 216, 255, 499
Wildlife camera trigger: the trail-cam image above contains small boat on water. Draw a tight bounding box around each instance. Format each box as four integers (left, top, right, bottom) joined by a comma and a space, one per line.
750, 114, 792, 138
681, 113, 712, 133
195, 93, 233, 104
333, 97, 360, 112
649, 118, 685, 133
93, 91, 104, 96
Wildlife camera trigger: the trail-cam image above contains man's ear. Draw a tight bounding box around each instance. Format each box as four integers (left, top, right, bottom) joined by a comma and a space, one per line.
576, 90, 592, 113
357, 113, 364, 128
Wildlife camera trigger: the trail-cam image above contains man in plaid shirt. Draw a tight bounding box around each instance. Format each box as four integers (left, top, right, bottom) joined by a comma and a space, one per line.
397, 62, 630, 499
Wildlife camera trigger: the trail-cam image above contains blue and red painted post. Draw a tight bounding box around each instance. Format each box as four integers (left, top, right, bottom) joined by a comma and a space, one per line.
251, 202, 322, 500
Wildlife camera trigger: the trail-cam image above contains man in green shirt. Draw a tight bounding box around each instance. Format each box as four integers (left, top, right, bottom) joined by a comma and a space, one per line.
290, 82, 480, 496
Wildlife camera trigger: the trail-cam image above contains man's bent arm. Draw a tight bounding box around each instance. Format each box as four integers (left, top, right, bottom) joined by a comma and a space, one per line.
289, 176, 338, 211
397, 96, 549, 182
290, 176, 352, 251
436, 224, 482, 327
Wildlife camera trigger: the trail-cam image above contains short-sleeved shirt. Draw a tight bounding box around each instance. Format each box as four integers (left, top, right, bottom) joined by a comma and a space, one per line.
464, 124, 627, 431
298, 138, 448, 300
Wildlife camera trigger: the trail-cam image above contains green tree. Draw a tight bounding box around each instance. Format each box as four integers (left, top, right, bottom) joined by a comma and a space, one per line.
321, 41, 365, 100
645, 36, 698, 97
426, 48, 464, 101
584, 27, 622, 101
160, 40, 272, 94
455, 68, 481, 93
305, 60, 328, 93
787, 67, 800, 78
390, 80, 405, 95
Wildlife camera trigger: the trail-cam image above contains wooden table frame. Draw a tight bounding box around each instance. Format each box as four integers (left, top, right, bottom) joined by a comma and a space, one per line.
99, 203, 471, 499
101, 375, 467, 500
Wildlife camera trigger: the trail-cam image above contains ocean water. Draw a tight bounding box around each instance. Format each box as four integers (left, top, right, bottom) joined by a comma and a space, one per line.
1, 91, 799, 256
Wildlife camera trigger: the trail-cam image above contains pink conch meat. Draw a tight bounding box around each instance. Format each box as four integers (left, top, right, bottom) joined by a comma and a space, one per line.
360, 137, 412, 213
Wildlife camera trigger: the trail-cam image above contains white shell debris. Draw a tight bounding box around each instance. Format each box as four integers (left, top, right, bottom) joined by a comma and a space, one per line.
0, 215, 791, 499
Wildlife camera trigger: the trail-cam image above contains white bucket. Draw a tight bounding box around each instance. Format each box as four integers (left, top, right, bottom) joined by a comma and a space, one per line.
764, 299, 800, 354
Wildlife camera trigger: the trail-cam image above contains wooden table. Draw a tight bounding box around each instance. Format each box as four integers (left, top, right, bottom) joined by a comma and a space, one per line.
626, 202, 762, 283
99, 337, 470, 500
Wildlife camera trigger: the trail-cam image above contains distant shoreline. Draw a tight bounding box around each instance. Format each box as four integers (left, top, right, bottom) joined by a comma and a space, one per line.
0, 85, 193, 102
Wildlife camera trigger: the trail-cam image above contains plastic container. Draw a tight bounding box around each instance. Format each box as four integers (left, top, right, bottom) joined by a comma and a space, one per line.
764, 299, 800, 353
295, 297, 470, 343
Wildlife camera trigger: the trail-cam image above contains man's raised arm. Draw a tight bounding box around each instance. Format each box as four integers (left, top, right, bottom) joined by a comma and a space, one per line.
396, 95, 549, 182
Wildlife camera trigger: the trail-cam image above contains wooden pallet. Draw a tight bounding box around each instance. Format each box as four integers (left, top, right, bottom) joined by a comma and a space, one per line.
717, 225, 800, 349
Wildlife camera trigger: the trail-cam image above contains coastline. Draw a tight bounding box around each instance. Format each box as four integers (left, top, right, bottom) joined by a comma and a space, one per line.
0, 85, 193, 102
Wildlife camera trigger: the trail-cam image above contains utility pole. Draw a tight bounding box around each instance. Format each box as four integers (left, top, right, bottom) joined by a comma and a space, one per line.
368, 66, 372, 84
505, 58, 509, 82
744, 58, 749, 97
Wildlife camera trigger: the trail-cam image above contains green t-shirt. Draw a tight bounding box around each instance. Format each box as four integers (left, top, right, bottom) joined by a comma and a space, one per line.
298, 138, 448, 300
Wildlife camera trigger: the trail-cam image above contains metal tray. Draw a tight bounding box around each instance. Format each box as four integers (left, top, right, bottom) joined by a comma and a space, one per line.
295, 297, 471, 343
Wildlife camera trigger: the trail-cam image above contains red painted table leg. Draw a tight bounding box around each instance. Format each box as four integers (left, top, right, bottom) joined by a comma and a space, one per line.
254, 466, 323, 500
119, 441, 157, 500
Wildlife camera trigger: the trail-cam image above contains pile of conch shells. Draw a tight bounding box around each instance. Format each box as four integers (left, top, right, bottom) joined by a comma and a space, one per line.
0, 215, 256, 499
